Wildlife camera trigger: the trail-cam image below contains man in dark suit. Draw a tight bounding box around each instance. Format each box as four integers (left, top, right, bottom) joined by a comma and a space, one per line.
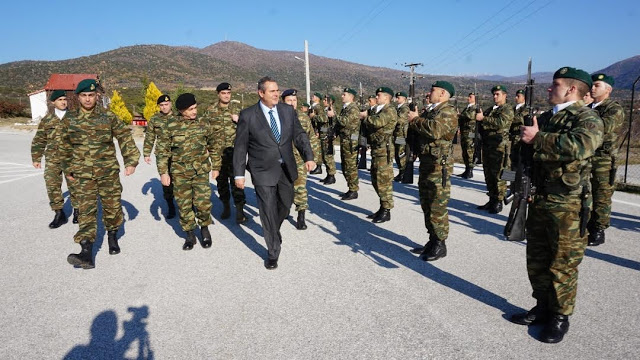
233, 76, 315, 269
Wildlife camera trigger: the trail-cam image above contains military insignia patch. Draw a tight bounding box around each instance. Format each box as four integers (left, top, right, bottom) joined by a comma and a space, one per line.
90, 84, 95, 90
496, 85, 502, 90
378, 88, 382, 92
598, 74, 604, 80
560, 67, 568, 74
165, 96, 169, 102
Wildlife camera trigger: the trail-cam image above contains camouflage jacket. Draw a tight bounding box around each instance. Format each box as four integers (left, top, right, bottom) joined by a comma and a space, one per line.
60, 107, 141, 179
480, 103, 514, 146
294, 109, 315, 160
394, 103, 410, 138
364, 103, 397, 145
533, 100, 603, 196
143, 111, 173, 157
31, 111, 67, 163
592, 98, 625, 159
510, 103, 526, 142
410, 101, 458, 162
458, 104, 476, 133
206, 102, 240, 151
335, 102, 361, 138
310, 102, 329, 132
155, 116, 221, 176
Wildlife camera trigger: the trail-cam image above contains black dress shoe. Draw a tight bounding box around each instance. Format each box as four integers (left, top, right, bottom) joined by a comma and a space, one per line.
367, 207, 383, 219
420, 240, 447, 261
489, 201, 503, 214
183, 230, 197, 250
107, 230, 120, 255
393, 173, 403, 182
235, 204, 248, 224
67, 239, 95, 269
310, 166, 322, 175
540, 314, 570, 343
265, 259, 278, 270
510, 305, 548, 325
72, 208, 79, 224
588, 229, 605, 246
463, 167, 474, 179
49, 209, 68, 229
323, 175, 336, 184
372, 208, 391, 223
296, 210, 307, 230
220, 201, 231, 219
341, 190, 358, 200
201, 226, 212, 248
455, 168, 469, 178
477, 201, 492, 210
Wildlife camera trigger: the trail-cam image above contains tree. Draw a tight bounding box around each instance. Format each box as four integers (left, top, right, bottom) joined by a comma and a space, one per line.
110, 90, 133, 124
143, 82, 163, 120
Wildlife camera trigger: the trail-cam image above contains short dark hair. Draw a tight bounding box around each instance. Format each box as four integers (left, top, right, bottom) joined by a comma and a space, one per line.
258, 76, 276, 92
565, 78, 590, 97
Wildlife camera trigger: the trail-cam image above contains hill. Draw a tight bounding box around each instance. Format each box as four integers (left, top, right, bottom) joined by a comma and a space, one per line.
594, 55, 640, 90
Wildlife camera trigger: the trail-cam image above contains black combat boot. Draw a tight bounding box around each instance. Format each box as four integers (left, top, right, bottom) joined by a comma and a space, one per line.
393, 173, 403, 182
310, 165, 322, 175
235, 203, 248, 224
221, 201, 231, 219
367, 207, 383, 219
489, 201, 503, 214
411, 238, 435, 254
296, 210, 307, 230
183, 230, 197, 250
107, 230, 120, 255
166, 200, 176, 219
420, 239, 447, 261
540, 314, 570, 343
323, 174, 336, 184
588, 229, 605, 246
67, 239, 95, 269
49, 209, 67, 229
477, 200, 493, 210
72, 208, 79, 224
463, 167, 474, 179
372, 208, 391, 223
510, 304, 549, 326
341, 190, 358, 200
201, 226, 212, 248
455, 168, 469, 178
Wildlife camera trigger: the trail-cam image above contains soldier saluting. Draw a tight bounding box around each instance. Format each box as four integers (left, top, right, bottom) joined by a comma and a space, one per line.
328, 87, 361, 200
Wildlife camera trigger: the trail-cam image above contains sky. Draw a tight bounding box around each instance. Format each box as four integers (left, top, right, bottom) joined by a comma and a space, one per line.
2, 0, 639, 77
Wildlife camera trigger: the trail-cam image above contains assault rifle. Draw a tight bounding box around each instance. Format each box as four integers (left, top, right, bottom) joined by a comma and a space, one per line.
402, 85, 418, 184
357, 82, 368, 169
472, 83, 482, 165
325, 92, 335, 156
504, 58, 535, 241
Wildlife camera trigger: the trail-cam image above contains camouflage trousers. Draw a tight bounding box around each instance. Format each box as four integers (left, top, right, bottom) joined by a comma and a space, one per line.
43, 160, 76, 211
309, 132, 322, 168
72, 172, 123, 243
393, 143, 406, 174
293, 153, 309, 212
460, 130, 475, 168
370, 143, 394, 209
418, 156, 452, 242
588, 155, 615, 231
216, 148, 245, 206
173, 170, 213, 232
482, 140, 509, 201
340, 137, 360, 192
526, 194, 587, 316
320, 133, 336, 175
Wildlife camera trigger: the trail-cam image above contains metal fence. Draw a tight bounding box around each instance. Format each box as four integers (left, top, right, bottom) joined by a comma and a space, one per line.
618, 76, 640, 188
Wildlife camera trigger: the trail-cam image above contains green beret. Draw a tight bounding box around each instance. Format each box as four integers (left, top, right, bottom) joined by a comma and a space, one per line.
368, 95, 376, 100
157, 94, 171, 104
343, 87, 357, 96
326, 94, 336, 102
516, 89, 525, 95
591, 73, 614, 87
313, 92, 324, 100
301, 102, 310, 107
376, 87, 394, 97
395, 91, 408, 98
432, 81, 455, 97
491, 85, 507, 93
75, 79, 97, 94
553, 67, 592, 88
49, 90, 66, 101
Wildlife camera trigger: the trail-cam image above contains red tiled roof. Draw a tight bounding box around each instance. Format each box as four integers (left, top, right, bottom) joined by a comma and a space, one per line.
44, 74, 99, 91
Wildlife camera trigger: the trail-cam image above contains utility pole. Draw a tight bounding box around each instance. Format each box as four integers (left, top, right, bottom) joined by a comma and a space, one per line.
401, 63, 424, 104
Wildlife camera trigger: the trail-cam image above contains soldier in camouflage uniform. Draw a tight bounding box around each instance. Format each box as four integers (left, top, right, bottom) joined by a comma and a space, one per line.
509, 89, 526, 170
455, 92, 477, 179
31, 90, 77, 228
206, 82, 247, 224
408, 81, 458, 262
156, 93, 221, 251
301, 102, 323, 166
61, 79, 141, 269
329, 87, 361, 200
362, 87, 397, 223
143, 94, 176, 219
393, 92, 410, 182
310, 92, 336, 184
475, 85, 514, 214
511, 67, 603, 344
586, 73, 625, 246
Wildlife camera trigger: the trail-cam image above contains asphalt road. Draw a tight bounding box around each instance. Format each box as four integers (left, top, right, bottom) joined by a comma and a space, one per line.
1, 128, 639, 359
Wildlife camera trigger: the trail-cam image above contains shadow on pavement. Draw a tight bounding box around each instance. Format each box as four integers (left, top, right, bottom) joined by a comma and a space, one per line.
64, 305, 154, 360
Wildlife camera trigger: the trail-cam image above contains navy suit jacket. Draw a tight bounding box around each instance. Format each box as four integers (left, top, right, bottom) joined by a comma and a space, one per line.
233, 101, 313, 186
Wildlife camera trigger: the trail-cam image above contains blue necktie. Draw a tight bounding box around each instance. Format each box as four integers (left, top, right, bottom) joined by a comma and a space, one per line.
269, 109, 280, 142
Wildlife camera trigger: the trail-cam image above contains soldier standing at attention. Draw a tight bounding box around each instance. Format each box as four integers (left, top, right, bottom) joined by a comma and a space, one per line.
62, 79, 141, 269
512, 67, 602, 343
475, 85, 514, 213
329, 87, 361, 200
310, 92, 337, 184
32, 90, 78, 228
207, 82, 247, 224
361, 87, 397, 223
455, 92, 477, 179
393, 92, 410, 182
143, 94, 176, 219
156, 93, 221, 251
407, 81, 457, 261
586, 73, 625, 246
367, 95, 377, 113
509, 89, 526, 170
